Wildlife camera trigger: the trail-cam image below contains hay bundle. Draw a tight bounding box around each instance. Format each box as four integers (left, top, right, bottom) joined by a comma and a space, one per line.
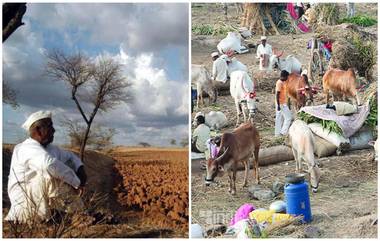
315, 23, 377, 81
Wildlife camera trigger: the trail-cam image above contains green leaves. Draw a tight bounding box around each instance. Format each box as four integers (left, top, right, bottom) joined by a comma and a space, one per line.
297, 111, 343, 135
339, 15, 377, 27
192, 24, 236, 36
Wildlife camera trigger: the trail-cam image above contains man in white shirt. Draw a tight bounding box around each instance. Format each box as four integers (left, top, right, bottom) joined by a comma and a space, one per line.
192, 114, 210, 153
212, 53, 229, 84
5, 110, 87, 223
256, 36, 273, 71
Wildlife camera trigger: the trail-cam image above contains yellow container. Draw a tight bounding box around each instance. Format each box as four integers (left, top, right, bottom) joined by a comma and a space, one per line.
249, 210, 293, 224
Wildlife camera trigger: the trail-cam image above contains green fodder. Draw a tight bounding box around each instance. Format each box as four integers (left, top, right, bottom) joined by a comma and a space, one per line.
297, 111, 344, 135
364, 95, 378, 129
351, 33, 376, 81
192, 23, 236, 36
339, 15, 377, 27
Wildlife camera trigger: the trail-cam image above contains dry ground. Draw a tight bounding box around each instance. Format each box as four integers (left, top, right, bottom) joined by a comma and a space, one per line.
191, 3, 378, 238
3, 145, 188, 238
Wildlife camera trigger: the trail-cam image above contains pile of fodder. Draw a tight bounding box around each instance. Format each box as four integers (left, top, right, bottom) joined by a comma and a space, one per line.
315, 23, 377, 81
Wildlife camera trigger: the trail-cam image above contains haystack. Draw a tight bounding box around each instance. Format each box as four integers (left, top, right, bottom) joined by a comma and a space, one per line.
315, 23, 377, 81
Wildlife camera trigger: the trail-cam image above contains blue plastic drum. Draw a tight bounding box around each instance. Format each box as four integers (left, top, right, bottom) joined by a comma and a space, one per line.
285, 181, 312, 223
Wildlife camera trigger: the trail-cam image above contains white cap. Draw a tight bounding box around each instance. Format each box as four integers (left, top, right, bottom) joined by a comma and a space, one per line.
211, 52, 219, 58
301, 69, 308, 76
261, 36, 267, 40
22, 110, 52, 131
195, 112, 205, 119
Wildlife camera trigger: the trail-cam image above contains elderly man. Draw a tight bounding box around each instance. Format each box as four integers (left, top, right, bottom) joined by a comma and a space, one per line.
256, 36, 273, 71
5, 110, 87, 223
212, 52, 229, 84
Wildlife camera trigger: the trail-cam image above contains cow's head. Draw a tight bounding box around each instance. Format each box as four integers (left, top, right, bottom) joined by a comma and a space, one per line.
270, 50, 284, 70
246, 92, 257, 117
205, 147, 229, 185
297, 86, 314, 106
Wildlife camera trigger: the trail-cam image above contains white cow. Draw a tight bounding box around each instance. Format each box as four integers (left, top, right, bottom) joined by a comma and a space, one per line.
269, 54, 303, 74
217, 32, 244, 54
193, 111, 228, 130
288, 120, 321, 193
192, 64, 217, 108
227, 57, 248, 76
230, 70, 256, 126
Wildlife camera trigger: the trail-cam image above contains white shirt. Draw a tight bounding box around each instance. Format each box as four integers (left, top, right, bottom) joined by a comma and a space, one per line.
6, 138, 82, 221
212, 57, 228, 83
192, 124, 210, 152
228, 58, 248, 76
256, 43, 273, 70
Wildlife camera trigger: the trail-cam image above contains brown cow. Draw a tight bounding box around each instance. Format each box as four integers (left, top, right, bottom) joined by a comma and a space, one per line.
286, 72, 317, 111
322, 68, 360, 106
205, 121, 260, 195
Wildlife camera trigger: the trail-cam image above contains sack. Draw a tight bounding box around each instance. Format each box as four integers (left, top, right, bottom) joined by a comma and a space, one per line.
313, 134, 337, 158
333, 101, 358, 116
308, 123, 350, 147
349, 127, 374, 150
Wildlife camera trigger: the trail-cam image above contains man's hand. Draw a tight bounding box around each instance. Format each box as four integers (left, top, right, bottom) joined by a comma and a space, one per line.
76, 166, 87, 187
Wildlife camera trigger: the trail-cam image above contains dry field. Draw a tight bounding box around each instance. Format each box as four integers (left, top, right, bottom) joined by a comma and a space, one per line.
191, 3, 378, 238
2, 145, 189, 238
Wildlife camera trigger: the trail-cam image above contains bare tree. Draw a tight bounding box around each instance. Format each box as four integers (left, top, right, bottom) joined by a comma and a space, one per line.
3, 81, 18, 108
3, 3, 27, 107
46, 50, 132, 160
170, 139, 177, 146
60, 117, 115, 151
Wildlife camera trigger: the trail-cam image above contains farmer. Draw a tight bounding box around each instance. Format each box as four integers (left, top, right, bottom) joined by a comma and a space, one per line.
256, 36, 273, 71
275, 70, 293, 136
212, 53, 229, 83
192, 114, 210, 154
5, 110, 87, 223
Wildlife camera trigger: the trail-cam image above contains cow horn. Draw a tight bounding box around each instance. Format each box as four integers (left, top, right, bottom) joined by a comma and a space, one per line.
215, 147, 229, 163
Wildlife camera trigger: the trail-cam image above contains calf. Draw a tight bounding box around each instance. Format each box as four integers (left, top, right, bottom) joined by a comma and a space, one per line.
288, 120, 321, 193
322, 68, 360, 106
270, 54, 302, 74
286, 71, 317, 111
230, 70, 257, 126
191, 65, 217, 108
193, 111, 228, 130
205, 122, 260, 195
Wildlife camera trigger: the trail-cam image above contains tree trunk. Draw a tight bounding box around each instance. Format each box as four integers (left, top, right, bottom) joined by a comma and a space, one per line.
3, 3, 27, 42
80, 122, 92, 161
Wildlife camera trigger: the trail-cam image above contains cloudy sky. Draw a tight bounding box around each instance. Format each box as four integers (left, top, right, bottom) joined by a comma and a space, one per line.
3, 3, 189, 147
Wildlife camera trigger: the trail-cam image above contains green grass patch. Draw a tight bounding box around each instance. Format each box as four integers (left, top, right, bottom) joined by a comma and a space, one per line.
298, 111, 344, 135
364, 95, 378, 129
339, 15, 377, 27
192, 24, 236, 36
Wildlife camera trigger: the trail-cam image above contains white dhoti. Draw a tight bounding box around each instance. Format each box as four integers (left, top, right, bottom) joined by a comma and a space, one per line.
275, 104, 293, 136
6, 174, 83, 223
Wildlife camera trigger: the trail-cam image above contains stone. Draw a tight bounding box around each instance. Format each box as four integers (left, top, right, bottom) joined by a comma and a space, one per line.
248, 185, 275, 200
272, 180, 284, 194
304, 226, 322, 238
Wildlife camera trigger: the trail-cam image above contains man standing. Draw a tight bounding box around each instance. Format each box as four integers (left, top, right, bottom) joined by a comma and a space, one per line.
256, 36, 273, 71
5, 110, 87, 223
275, 70, 293, 136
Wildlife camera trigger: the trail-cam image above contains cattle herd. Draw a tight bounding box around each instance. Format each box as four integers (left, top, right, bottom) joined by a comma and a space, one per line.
192, 33, 365, 195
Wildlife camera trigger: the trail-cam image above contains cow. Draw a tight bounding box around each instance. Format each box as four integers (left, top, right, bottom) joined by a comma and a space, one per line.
322, 68, 360, 106
230, 70, 257, 126
288, 120, 321, 193
270, 53, 303, 74
205, 122, 260, 195
191, 64, 217, 108
286, 71, 318, 111
193, 111, 228, 131
217, 32, 244, 54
